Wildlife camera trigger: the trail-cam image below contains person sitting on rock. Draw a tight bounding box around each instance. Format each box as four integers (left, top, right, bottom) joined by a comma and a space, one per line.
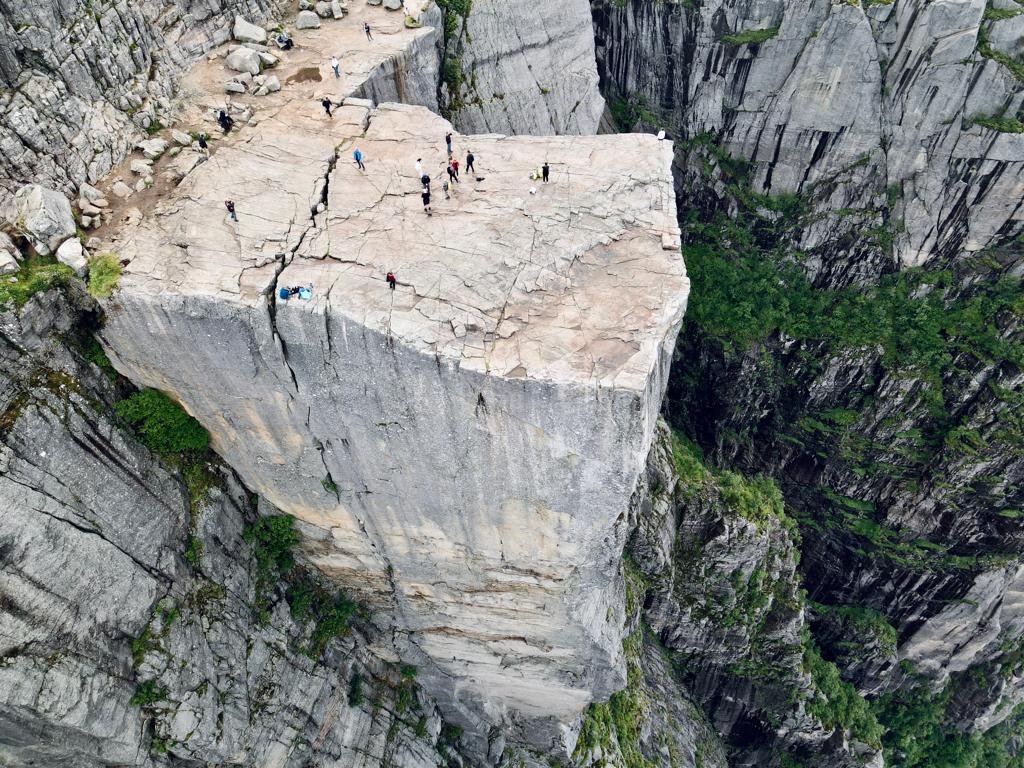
218, 110, 234, 133
321, 97, 333, 117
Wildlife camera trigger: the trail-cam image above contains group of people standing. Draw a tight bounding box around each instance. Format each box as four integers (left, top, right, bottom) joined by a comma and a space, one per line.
414, 133, 478, 214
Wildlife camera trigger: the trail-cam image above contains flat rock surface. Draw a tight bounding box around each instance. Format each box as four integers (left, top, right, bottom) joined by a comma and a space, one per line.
113, 99, 684, 390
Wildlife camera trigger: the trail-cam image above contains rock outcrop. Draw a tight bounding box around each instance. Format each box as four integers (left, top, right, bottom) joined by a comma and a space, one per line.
96, 93, 687, 751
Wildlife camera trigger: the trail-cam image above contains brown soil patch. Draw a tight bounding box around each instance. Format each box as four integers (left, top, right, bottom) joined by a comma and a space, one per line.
287, 66, 323, 85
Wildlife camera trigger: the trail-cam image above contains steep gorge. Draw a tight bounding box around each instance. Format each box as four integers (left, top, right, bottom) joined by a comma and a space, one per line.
0, 0, 1022, 766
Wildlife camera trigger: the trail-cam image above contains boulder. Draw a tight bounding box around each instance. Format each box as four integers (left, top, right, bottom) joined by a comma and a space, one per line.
112, 181, 133, 199
315, 1, 333, 17
232, 15, 267, 44
80, 215, 92, 228
56, 238, 88, 277
81, 203, 101, 216
295, 10, 321, 28
257, 51, 278, 68
225, 81, 247, 94
0, 249, 18, 276
93, 198, 109, 208
384, 0, 402, 9
3, 184, 76, 256
136, 138, 169, 160
367, 0, 382, 5
79, 182, 104, 203
0, 232, 19, 275
130, 159, 153, 175
171, 129, 192, 146
331, 0, 345, 19
225, 47, 262, 75
263, 75, 281, 93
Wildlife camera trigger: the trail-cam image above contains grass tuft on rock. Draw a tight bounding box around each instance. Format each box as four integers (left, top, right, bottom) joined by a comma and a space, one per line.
87, 252, 122, 298
0, 258, 74, 309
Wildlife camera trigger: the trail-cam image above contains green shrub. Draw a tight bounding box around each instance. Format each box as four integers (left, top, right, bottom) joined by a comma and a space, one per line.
184, 536, 203, 568
970, 114, 1024, 133
804, 642, 882, 746
130, 679, 167, 707
0, 259, 74, 309
721, 27, 779, 45
244, 515, 300, 581
114, 389, 210, 457
309, 593, 358, 656
87, 252, 122, 298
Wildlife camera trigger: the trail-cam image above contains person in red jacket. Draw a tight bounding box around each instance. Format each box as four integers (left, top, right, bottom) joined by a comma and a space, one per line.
386, 271, 397, 290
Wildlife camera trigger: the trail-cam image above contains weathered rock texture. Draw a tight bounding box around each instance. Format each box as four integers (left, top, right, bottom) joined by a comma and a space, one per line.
0, 0, 286, 207
442, 0, 605, 136
98, 97, 687, 750
0, 286, 463, 768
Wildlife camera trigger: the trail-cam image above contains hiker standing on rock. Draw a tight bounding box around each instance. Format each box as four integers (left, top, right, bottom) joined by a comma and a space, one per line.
386, 271, 397, 290
447, 162, 458, 185
466, 150, 475, 175
451, 157, 460, 181
330, 56, 340, 78
542, 161, 550, 183
322, 97, 333, 117
415, 158, 423, 178
421, 185, 432, 215
225, 200, 237, 221
364, 22, 373, 40
218, 110, 234, 133
353, 148, 365, 171
198, 134, 209, 155
445, 132, 453, 156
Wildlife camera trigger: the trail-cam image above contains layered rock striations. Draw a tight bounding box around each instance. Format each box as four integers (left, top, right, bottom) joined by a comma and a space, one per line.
592, 0, 1024, 760
96, 91, 687, 747
0, 286, 463, 768
440, 0, 605, 136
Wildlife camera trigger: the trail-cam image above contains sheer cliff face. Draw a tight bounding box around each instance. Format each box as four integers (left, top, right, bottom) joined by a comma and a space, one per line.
0, 288, 461, 768
444, 0, 606, 135
593, 0, 1024, 758
592, 0, 1024, 281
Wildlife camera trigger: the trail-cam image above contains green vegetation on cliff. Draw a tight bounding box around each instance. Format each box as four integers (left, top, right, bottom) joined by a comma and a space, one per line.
0, 258, 73, 309
114, 389, 210, 457
873, 682, 1024, 768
